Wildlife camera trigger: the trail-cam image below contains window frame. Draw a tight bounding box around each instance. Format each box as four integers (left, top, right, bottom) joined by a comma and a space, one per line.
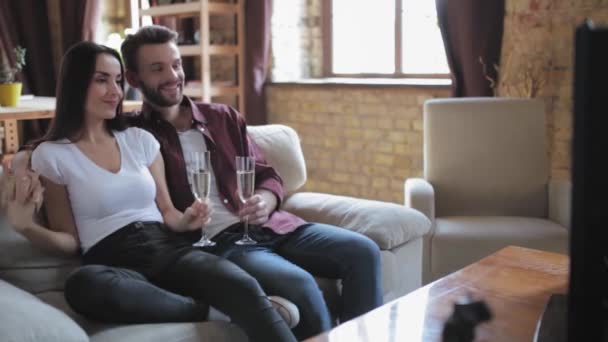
322, 0, 450, 79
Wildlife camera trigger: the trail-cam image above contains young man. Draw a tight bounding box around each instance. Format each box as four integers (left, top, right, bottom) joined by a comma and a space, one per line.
117, 25, 383, 339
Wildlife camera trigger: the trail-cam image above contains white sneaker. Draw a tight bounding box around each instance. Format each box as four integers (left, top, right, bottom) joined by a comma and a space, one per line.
269, 295, 300, 329
207, 296, 300, 328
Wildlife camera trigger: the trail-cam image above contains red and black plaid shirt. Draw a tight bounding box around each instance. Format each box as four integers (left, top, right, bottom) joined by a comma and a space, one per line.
128, 97, 305, 235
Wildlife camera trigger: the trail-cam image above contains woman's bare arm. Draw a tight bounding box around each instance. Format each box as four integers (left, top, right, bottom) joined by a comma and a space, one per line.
148, 153, 209, 232
3, 168, 80, 257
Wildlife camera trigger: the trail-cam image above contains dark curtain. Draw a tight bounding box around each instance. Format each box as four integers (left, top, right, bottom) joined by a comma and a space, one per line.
244, 0, 272, 124
60, 0, 101, 49
0, 0, 100, 144
0, 0, 55, 96
436, 0, 505, 97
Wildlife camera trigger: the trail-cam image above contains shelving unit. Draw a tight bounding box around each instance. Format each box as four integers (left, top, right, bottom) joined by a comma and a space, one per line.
139, 0, 246, 112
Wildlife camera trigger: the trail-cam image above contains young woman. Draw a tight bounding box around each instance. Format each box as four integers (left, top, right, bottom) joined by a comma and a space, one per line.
23, 41, 296, 342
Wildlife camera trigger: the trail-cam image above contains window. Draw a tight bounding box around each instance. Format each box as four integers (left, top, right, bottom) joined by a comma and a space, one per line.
325, 0, 449, 78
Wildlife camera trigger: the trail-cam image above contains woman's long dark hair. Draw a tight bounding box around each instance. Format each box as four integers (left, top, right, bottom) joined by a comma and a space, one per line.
39, 41, 127, 144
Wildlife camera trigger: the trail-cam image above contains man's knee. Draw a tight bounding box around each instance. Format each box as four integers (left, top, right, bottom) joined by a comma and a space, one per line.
346, 234, 381, 267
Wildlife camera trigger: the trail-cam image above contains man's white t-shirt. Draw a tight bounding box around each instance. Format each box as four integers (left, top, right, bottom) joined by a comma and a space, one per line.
31, 127, 163, 253
178, 129, 240, 238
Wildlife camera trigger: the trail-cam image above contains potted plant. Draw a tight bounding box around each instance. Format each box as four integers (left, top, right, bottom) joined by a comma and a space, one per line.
0, 46, 26, 107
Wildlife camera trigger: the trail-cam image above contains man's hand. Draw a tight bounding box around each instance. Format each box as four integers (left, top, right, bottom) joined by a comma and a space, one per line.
178, 198, 212, 231
238, 189, 277, 225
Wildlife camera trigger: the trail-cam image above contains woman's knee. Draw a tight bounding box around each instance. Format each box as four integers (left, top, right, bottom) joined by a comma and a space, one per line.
64, 265, 121, 311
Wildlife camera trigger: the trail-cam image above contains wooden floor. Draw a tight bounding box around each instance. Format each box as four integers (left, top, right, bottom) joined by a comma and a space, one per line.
305, 246, 569, 342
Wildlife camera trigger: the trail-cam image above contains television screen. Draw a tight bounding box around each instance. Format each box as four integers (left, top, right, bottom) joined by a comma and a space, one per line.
568, 20, 608, 342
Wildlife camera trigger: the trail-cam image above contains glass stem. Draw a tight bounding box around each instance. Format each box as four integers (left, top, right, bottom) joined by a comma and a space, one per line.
243, 215, 249, 238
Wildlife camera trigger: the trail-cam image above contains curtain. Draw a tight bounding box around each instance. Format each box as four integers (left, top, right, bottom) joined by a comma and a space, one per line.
244, 0, 272, 124
59, 0, 101, 49
0, 0, 101, 144
0, 0, 55, 96
436, 0, 505, 97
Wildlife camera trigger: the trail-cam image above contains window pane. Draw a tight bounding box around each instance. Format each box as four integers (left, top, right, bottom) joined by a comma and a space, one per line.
402, 0, 449, 74
332, 0, 395, 74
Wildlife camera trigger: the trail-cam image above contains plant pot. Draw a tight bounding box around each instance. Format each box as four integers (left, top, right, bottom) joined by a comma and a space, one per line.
0, 82, 23, 107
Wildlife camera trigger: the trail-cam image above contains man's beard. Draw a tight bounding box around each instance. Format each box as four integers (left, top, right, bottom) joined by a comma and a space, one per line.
140, 81, 183, 107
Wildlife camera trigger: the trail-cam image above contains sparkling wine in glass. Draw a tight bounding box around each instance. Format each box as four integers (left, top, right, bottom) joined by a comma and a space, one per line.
190, 151, 216, 247
235, 156, 257, 245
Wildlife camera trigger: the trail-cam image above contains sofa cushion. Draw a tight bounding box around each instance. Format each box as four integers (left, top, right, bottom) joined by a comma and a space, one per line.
37, 291, 248, 342
431, 216, 569, 280
283, 192, 431, 249
0, 216, 81, 293
0, 279, 88, 342
248, 124, 306, 195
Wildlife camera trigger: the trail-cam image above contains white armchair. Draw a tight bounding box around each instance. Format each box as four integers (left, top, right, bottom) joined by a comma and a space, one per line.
405, 98, 570, 283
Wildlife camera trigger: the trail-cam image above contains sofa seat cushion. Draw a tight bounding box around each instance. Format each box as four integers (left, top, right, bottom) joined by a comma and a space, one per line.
0, 279, 88, 342
0, 216, 81, 293
37, 291, 248, 342
431, 216, 569, 279
284, 192, 431, 250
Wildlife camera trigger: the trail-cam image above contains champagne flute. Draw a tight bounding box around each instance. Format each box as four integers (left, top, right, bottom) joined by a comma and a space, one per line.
235, 156, 257, 245
190, 151, 216, 247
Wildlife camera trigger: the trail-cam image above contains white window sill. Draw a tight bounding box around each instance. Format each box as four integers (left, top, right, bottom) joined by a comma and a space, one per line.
269, 77, 452, 88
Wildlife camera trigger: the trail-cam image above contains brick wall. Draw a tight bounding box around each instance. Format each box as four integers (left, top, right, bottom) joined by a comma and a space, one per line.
267, 85, 449, 203
499, 0, 608, 180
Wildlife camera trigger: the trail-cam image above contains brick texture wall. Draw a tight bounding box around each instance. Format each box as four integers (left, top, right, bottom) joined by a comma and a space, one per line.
267, 85, 449, 203
499, 0, 608, 180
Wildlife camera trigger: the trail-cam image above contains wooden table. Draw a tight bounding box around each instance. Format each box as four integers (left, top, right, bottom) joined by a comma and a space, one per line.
0, 96, 142, 155
306, 246, 569, 342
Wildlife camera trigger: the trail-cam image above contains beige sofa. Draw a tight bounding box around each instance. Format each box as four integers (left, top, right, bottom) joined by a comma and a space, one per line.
405, 98, 570, 283
0, 124, 431, 342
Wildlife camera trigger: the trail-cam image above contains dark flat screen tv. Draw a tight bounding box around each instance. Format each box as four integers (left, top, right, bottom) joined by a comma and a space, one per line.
568, 20, 608, 342
534, 20, 608, 342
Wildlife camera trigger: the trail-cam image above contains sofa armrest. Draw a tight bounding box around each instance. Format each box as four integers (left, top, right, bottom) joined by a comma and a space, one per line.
283, 192, 431, 250
404, 178, 435, 221
548, 179, 571, 230
0, 279, 88, 342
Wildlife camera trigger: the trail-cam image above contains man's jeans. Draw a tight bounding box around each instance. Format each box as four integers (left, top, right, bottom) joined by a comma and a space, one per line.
213, 223, 383, 338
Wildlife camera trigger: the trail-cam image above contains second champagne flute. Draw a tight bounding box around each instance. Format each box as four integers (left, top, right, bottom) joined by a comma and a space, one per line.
190, 151, 216, 247
235, 156, 257, 245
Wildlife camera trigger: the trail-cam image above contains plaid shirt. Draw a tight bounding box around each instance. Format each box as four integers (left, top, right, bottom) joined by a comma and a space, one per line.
128, 97, 306, 235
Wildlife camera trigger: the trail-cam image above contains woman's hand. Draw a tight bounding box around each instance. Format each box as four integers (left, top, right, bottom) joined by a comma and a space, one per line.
4, 170, 44, 233
177, 198, 212, 231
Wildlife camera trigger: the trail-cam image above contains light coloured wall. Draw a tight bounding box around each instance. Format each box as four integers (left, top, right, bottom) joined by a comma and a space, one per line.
267, 84, 450, 203
499, 0, 608, 180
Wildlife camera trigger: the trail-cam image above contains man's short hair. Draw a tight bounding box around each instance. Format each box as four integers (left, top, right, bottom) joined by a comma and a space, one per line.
121, 25, 178, 72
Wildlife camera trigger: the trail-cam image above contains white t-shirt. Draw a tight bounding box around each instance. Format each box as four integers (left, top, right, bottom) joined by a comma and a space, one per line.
178, 129, 240, 238
31, 127, 163, 253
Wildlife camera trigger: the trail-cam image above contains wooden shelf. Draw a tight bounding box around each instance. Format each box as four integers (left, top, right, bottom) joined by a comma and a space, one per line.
183, 85, 240, 98
209, 44, 239, 55
179, 44, 239, 56
139, 0, 245, 111
178, 45, 201, 56
140, 2, 199, 16
140, 2, 238, 17
183, 86, 203, 98
208, 3, 238, 14
211, 85, 239, 97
